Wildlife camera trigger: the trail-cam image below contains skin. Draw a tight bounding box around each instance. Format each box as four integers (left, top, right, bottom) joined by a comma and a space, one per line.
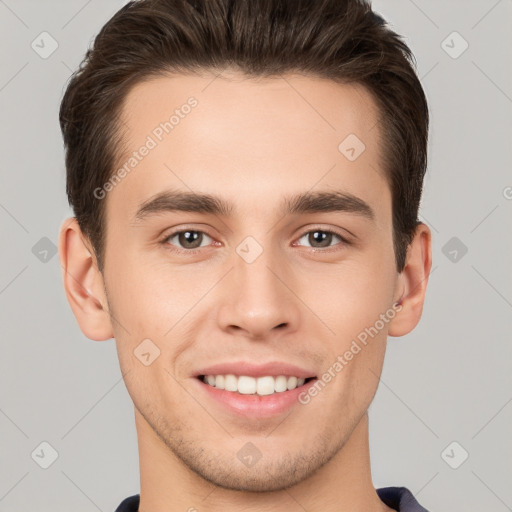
59, 71, 432, 512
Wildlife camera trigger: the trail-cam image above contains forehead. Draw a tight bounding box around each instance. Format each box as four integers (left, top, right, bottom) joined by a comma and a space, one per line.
121, 71, 381, 146
106, 71, 388, 225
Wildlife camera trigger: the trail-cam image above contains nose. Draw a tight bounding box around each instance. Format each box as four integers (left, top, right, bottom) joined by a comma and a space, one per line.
216, 244, 301, 340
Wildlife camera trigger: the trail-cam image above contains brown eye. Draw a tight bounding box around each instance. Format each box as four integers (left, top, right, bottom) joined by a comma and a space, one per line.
296, 229, 346, 249
309, 230, 333, 248
164, 230, 212, 250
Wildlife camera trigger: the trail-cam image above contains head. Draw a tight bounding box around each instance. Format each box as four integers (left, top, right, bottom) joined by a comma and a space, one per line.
59, 0, 432, 493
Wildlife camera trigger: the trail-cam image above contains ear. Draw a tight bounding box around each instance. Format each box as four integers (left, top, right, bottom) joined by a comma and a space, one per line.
388, 222, 432, 337
58, 217, 113, 341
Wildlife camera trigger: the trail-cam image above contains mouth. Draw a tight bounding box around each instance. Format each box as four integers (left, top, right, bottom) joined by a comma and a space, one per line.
191, 361, 319, 417
197, 374, 317, 396
193, 373, 319, 418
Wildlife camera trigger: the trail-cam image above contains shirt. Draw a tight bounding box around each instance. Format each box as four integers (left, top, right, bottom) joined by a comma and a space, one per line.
115, 486, 429, 511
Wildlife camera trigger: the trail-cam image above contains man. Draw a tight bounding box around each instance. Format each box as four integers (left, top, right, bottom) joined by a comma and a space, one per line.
58, 0, 432, 510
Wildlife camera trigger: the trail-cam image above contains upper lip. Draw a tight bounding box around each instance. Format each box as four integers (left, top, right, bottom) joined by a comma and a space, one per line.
194, 361, 317, 379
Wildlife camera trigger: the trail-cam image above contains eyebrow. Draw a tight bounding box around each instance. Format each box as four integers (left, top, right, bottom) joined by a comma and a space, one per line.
132, 189, 375, 223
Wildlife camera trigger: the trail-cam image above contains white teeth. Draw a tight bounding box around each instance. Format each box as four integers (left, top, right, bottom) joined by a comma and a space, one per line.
238, 376, 256, 394
224, 374, 238, 392
274, 375, 288, 392
202, 374, 310, 395
257, 376, 275, 396
215, 375, 225, 390
287, 376, 298, 390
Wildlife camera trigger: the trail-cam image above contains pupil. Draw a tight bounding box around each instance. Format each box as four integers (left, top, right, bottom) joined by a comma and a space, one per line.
310, 230, 330, 247
180, 231, 201, 248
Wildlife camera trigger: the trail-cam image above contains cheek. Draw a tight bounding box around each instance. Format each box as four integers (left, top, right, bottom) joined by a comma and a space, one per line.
307, 257, 394, 406
107, 257, 214, 382
304, 257, 395, 338
107, 254, 194, 334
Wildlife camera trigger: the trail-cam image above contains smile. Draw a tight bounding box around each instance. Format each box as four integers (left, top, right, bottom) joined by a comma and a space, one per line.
194, 374, 319, 418
199, 374, 315, 396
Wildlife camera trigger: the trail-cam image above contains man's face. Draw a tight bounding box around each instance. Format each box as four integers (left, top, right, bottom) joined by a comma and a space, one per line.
102, 72, 400, 491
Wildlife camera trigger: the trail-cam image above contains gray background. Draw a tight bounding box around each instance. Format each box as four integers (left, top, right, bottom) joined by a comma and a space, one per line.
1, 0, 511, 511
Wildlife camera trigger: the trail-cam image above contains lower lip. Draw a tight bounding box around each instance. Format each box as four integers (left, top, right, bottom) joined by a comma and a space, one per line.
193, 377, 318, 418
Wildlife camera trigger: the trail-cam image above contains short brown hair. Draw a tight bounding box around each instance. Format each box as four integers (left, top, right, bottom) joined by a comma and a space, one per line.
60, 0, 429, 273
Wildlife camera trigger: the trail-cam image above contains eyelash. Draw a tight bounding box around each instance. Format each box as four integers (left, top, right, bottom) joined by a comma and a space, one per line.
159, 226, 351, 255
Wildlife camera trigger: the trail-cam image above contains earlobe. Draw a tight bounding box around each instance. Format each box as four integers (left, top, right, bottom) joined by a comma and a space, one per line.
388, 223, 432, 337
58, 217, 114, 341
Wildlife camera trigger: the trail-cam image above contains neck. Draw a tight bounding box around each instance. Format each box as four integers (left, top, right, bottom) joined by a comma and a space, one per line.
135, 410, 393, 512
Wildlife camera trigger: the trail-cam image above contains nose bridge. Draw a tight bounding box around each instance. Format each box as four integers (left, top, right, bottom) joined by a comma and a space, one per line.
218, 235, 300, 337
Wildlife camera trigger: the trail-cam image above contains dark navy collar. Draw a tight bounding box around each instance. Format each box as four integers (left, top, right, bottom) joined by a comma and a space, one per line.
115, 486, 429, 511
376, 487, 429, 511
